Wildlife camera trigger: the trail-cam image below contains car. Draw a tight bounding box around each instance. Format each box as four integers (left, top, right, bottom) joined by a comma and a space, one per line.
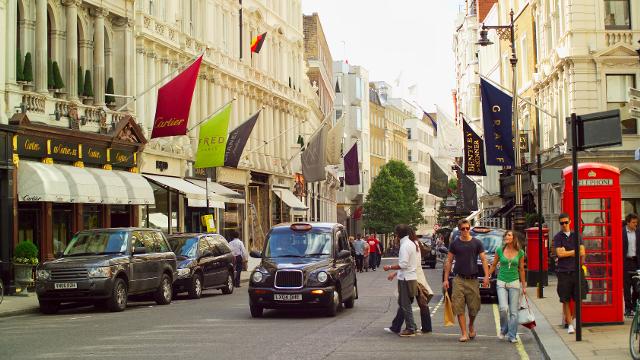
442, 226, 505, 301
167, 233, 235, 299
36, 228, 177, 314
248, 222, 357, 318
417, 235, 437, 269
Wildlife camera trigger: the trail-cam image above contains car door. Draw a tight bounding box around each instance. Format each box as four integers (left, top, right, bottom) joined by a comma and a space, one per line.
213, 236, 234, 285
199, 236, 216, 287
130, 231, 154, 293
335, 230, 355, 299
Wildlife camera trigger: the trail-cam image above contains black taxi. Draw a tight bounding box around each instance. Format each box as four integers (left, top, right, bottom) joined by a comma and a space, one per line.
248, 222, 357, 317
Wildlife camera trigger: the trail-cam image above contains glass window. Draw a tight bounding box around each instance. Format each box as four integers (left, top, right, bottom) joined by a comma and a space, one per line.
168, 236, 199, 257
407, 128, 412, 139
153, 231, 169, 252
83, 204, 102, 230
141, 231, 157, 252
214, 236, 232, 254
64, 230, 129, 255
355, 77, 362, 99
604, 0, 631, 29
580, 198, 612, 305
18, 205, 41, 258
606, 74, 636, 134
264, 228, 333, 257
53, 204, 72, 255
355, 108, 362, 130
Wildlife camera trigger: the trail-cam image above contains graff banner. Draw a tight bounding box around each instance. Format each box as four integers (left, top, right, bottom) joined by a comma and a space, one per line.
480, 78, 515, 167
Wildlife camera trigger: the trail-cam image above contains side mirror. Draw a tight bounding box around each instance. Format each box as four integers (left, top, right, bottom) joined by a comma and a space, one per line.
249, 250, 262, 258
54, 251, 63, 259
337, 249, 351, 259
133, 246, 147, 255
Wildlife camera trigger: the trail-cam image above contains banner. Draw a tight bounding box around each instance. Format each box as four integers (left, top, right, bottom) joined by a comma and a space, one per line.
151, 55, 203, 139
480, 78, 514, 166
435, 105, 463, 158
461, 175, 478, 212
429, 159, 448, 198
194, 104, 232, 169
326, 117, 344, 165
463, 119, 487, 176
224, 110, 261, 168
343, 142, 360, 185
301, 124, 328, 182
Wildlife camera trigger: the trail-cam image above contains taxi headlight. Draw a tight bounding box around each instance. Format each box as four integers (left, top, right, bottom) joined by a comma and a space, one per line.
177, 268, 191, 278
88, 266, 111, 278
252, 271, 264, 283
36, 269, 51, 280
316, 271, 328, 283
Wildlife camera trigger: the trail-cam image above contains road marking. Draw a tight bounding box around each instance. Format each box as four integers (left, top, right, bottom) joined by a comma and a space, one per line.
492, 303, 529, 360
430, 296, 444, 316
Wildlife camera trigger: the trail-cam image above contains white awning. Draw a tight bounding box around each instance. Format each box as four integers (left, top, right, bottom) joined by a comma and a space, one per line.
85, 167, 129, 205
148, 212, 176, 230
187, 179, 245, 204
116, 171, 155, 205
55, 164, 101, 203
17, 161, 71, 202
273, 188, 308, 211
186, 198, 225, 209
144, 174, 207, 200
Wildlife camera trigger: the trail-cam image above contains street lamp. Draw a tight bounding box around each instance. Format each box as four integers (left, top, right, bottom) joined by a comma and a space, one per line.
476, 9, 526, 234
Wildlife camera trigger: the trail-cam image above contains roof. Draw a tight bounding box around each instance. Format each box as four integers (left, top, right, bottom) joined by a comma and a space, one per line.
271, 222, 343, 230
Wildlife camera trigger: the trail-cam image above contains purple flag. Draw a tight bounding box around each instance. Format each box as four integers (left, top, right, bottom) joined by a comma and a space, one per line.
344, 143, 360, 185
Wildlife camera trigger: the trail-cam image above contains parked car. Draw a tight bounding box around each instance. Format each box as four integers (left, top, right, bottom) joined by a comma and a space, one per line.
36, 228, 177, 314
417, 235, 437, 269
442, 226, 505, 301
167, 233, 235, 299
248, 222, 357, 318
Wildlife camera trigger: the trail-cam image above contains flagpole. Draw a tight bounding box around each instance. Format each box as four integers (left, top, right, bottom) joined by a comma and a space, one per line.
281, 113, 334, 167
187, 98, 237, 133
116, 52, 205, 112
245, 112, 321, 156
479, 75, 557, 119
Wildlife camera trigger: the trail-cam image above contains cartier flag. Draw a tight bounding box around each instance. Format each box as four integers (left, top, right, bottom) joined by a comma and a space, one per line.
224, 110, 261, 168
344, 143, 360, 185
151, 55, 203, 139
463, 119, 487, 176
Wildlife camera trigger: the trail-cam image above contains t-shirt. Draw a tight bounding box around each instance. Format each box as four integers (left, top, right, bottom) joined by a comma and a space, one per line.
553, 231, 579, 272
367, 238, 380, 254
353, 239, 366, 255
496, 247, 525, 283
449, 237, 485, 276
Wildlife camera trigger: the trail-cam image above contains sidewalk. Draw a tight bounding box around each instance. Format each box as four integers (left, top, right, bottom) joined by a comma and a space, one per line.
0, 257, 260, 319
528, 275, 630, 360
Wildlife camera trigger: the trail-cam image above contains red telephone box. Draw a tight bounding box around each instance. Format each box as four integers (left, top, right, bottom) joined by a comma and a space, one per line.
561, 163, 623, 325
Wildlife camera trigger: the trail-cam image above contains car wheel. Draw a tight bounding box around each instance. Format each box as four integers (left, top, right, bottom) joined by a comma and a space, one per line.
107, 278, 128, 312
250, 302, 263, 318
188, 273, 203, 299
326, 288, 341, 317
39, 300, 60, 314
154, 274, 172, 305
343, 282, 357, 309
222, 271, 234, 295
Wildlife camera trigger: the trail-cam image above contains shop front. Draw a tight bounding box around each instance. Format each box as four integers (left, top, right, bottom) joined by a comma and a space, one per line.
0, 125, 15, 292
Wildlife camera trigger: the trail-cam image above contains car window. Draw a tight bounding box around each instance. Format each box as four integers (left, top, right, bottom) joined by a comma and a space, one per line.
337, 231, 348, 252
131, 231, 143, 249
450, 228, 504, 254
205, 236, 221, 256
214, 236, 232, 255
64, 231, 128, 255
139, 231, 157, 252
168, 236, 198, 257
198, 237, 211, 255
153, 232, 169, 252
264, 228, 333, 257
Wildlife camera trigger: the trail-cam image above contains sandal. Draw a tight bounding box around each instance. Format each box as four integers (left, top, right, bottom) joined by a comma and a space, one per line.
458, 336, 469, 342
469, 331, 477, 340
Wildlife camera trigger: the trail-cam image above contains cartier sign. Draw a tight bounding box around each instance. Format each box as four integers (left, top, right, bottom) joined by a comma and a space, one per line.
50, 140, 79, 162
16, 135, 47, 158
82, 146, 107, 165
109, 148, 136, 167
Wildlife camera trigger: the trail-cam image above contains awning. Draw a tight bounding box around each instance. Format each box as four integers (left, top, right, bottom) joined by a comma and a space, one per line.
187, 179, 245, 204
186, 198, 225, 209
18, 161, 71, 202
148, 212, 176, 230
144, 174, 207, 200
273, 188, 308, 211
116, 171, 155, 205
85, 167, 129, 204
56, 164, 101, 203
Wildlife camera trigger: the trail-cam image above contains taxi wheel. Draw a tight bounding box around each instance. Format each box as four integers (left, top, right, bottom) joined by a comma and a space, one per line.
250, 302, 263, 318
343, 283, 357, 309
326, 288, 341, 317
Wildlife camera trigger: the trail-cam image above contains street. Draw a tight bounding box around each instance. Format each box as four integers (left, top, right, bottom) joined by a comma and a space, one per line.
0, 259, 543, 360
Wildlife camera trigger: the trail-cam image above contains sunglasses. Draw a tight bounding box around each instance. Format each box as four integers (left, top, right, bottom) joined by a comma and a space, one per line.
560, 221, 569, 225
460, 227, 470, 231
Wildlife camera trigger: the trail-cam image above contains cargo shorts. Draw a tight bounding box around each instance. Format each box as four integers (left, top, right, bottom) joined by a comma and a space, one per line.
452, 276, 481, 317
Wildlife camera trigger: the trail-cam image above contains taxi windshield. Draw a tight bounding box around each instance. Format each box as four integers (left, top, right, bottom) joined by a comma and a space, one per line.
264, 228, 333, 258
450, 228, 504, 254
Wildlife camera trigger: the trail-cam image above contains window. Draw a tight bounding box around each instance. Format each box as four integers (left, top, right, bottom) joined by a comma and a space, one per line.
606, 74, 636, 134
408, 149, 413, 162
407, 128, 412, 139
336, 109, 342, 122
355, 108, 362, 130
355, 77, 362, 99
604, 0, 631, 29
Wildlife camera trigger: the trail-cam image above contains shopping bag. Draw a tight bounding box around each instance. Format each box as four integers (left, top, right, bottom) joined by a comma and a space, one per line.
518, 293, 536, 329
443, 292, 455, 326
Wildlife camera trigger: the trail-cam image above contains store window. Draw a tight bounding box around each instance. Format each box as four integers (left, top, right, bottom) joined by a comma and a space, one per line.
148, 182, 179, 233
83, 204, 102, 230
18, 204, 42, 257
606, 74, 636, 134
604, 0, 631, 29
52, 204, 72, 254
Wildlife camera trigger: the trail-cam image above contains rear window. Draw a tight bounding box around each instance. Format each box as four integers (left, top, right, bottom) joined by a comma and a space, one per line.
168, 236, 199, 257
264, 227, 333, 258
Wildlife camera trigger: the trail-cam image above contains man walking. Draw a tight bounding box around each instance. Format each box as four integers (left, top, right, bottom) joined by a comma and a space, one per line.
553, 213, 585, 333
228, 230, 248, 288
353, 234, 366, 273
383, 224, 418, 337
367, 233, 381, 271
623, 213, 640, 317
443, 219, 489, 342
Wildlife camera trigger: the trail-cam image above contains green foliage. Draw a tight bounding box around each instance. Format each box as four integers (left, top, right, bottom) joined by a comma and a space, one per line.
23, 52, 33, 82
363, 160, 425, 234
47, 58, 54, 89
13, 241, 39, 265
105, 77, 115, 104
83, 69, 94, 97
52, 61, 64, 89
525, 212, 545, 228
78, 66, 84, 97
448, 178, 458, 195
16, 49, 24, 82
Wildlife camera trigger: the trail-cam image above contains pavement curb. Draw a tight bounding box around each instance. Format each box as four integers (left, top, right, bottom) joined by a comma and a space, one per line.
527, 297, 577, 360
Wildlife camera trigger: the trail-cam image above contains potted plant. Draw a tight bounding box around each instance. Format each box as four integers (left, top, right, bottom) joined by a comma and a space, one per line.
47, 58, 55, 92
22, 52, 34, 91
16, 49, 24, 83
82, 69, 94, 104
13, 240, 39, 295
105, 77, 115, 108
52, 61, 66, 98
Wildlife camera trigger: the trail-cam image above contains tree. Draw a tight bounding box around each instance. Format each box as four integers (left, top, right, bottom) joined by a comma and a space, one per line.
16, 49, 24, 82
105, 77, 115, 104
83, 69, 94, 97
363, 160, 425, 234
77, 66, 84, 97
47, 58, 54, 89
23, 52, 33, 83
52, 61, 64, 90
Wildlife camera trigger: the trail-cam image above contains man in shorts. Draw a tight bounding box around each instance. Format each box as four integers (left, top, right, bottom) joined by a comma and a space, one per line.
553, 213, 585, 334
443, 219, 490, 342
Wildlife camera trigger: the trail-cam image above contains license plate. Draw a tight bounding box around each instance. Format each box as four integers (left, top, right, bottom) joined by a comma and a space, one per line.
274, 293, 302, 301
480, 282, 490, 289
54, 282, 77, 289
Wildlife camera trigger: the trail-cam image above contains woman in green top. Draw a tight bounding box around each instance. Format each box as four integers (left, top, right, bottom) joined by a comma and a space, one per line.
489, 230, 526, 343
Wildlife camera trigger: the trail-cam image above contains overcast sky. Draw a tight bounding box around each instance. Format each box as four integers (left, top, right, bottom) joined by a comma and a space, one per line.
302, 0, 463, 115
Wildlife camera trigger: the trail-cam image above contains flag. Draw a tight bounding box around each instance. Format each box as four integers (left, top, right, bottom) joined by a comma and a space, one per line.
480, 78, 515, 166
463, 119, 487, 176
194, 104, 232, 169
343, 143, 360, 185
325, 117, 344, 165
435, 106, 463, 158
224, 110, 260, 168
429, 158, 448, 198
251, 32, 267, 54
301, 125, 327, 182
424, 112, 437, 136
151, 55, 203, 139
461, 175, 478, 212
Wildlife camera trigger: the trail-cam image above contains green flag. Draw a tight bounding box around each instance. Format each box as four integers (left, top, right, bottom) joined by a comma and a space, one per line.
194, 104, 232, 168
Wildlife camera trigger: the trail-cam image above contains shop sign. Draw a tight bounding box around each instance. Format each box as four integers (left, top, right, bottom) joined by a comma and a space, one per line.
193, 167, 212, 179
578, 179, 613, 186
109, 148, 136, 167
50, 139, 79, 162
16, 135, 47, 158
82, 145, 108, 165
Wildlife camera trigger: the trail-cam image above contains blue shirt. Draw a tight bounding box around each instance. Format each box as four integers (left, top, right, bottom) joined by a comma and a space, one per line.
353, 239, 366, 255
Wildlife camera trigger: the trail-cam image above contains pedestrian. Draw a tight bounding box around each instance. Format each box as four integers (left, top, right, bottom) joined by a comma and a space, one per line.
623, 213, 640, 317
443, 219, 490, 342
553, 213, 586, 334
488, 230, 525, 343
383, 224, 418, 337
348, 235, 356, 258
367, 233, 381, 271
228, 230, 248, 288
363, 240, 370, 272
353, 234, 366, 272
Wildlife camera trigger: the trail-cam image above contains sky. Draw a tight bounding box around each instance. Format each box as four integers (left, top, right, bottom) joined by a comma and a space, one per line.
302, 0, 463, 115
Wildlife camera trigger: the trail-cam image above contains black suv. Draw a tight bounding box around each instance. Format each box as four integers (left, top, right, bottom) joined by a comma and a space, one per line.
248, 222, 357, 318
36, 228, 177, 314
167, 233, 235, 299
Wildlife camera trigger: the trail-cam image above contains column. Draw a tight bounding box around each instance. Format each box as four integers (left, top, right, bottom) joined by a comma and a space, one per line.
0, 0, 7, 123
35, 0, 47, 93
214, 76, 223, 109
146, 51, 156, 133
64, 0, 79, 100
198, 74, 208, 139
92, 8, 107, 105
6, 0, 17, 84
123, 18, 135, 110
135, 48, 146, 132
208, 78, 215, 118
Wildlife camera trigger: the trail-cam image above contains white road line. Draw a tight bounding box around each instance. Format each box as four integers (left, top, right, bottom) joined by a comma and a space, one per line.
492, 303, 529, 360
430, 296, 444, 316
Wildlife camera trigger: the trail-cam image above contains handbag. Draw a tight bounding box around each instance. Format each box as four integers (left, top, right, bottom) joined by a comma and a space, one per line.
443, 292, 455, 326
518, 293, 536, 329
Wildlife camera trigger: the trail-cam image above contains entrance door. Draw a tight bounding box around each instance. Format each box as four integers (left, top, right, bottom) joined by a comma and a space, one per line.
52, 204, 73, 254
18, 204, 42, 258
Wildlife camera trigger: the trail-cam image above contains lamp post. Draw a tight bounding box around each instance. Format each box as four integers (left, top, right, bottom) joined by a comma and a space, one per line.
477, 9, 525, 234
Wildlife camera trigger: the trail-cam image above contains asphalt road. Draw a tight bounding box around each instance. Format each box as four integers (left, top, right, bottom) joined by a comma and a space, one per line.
0, 259, 543, 360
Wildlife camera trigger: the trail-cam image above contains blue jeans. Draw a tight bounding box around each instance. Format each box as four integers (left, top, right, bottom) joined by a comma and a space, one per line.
497, 280, 521, 341
390, 280, 417, 332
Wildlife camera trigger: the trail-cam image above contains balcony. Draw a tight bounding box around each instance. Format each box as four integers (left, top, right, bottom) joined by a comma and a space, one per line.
605, 30, 634, 47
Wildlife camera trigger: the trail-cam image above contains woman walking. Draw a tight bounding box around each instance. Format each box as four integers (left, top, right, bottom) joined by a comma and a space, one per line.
489, 230, 526, 343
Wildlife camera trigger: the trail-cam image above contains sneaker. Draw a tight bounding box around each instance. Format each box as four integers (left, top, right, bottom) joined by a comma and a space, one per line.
384, 327, 399, 335
399, 329, 416, 337
497, 333, 505, 340
568, 325, 575, 334
509, 338, 518, 343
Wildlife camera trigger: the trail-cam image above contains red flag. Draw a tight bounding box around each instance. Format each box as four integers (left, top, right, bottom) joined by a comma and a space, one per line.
251, 32, 267, 54
151, 55, 203, 139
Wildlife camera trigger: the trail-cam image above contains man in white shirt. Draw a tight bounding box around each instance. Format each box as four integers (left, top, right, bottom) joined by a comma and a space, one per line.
383, 224, 418, 337
228, 230, 248, 288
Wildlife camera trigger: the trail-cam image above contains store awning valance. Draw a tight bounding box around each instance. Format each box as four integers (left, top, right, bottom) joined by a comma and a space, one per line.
187, 179, 245, 204
56, 164, 101, 203
273, 188, 308, 211
85, 167, 129, 204
144, 174, 207, 201
18, 161, 71, 202
116, 171, 155, 205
